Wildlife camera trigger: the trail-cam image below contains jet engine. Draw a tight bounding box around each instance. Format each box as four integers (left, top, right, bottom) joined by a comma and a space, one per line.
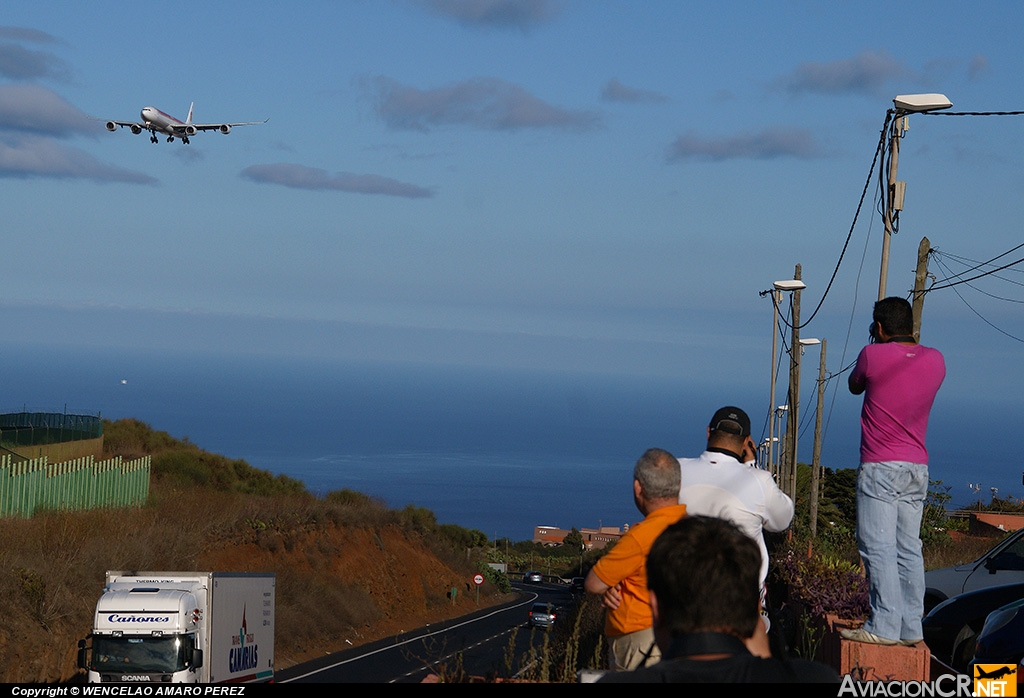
218, 124, 231, 134
130, 124, 142, 135
105, 121, 117, 132
184, 125, 197, 136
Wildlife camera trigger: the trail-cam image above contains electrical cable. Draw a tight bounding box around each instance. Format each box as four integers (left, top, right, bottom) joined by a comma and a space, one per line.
932, 251, 1024, 304
771, 111, 893, 333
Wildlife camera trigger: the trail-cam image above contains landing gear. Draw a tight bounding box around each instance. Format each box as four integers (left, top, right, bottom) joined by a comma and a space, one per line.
167, 135, 174, 143
150, 130, 158, 143
182, 136, 190, 145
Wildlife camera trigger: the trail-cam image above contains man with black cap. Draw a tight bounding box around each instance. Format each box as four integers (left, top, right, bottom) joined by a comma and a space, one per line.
676, 407, 793, 617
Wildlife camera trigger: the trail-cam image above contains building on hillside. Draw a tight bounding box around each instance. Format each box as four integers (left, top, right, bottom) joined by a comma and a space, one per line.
968, 512, 1024, 535
533, 524, 627, 550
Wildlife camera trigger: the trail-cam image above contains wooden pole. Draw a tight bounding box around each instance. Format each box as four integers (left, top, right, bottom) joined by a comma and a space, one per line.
786, 264, 802, 501
912, 236, 931, 341
810, 338, 826, 538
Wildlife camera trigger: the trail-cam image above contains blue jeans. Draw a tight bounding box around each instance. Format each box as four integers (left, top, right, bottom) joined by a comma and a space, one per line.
856, 461, 929, 642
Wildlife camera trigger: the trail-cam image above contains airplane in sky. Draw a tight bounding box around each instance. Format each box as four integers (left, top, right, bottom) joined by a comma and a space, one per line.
102, 103, 267, 144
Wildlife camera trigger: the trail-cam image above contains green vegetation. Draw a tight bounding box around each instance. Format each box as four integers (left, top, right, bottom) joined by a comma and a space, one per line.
105, 418, 307, 496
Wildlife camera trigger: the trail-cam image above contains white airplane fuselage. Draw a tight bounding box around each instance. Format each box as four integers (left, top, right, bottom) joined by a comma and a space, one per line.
141, 106, 192, 137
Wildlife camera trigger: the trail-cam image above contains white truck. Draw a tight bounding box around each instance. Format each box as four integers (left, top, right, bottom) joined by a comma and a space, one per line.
78, 571, 275, 683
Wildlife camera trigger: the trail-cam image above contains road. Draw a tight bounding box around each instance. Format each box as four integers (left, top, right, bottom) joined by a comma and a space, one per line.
276, 580, 578, 683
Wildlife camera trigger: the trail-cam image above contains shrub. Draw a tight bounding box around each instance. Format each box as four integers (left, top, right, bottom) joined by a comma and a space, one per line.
773, 550, 870, 620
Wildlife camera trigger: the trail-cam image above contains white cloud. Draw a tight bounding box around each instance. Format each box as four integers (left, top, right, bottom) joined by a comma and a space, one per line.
365, 75, 600, 132
0, 135, 158, 183
415, 0, 561, 30
667, 128, 823, 162
0, 83, 93, 137
776, 50, 909, 96
241, 163, 433, 198
600, 78, 668, 104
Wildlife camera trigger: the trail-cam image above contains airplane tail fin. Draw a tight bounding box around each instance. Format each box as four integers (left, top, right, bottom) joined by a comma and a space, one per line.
186, 102, 194, 124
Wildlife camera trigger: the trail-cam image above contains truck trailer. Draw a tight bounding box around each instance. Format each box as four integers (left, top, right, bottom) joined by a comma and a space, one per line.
78, 571, 274, 683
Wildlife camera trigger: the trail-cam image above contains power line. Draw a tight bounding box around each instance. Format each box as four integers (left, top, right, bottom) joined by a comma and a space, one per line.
931, 254, 1024, 343
938, 251, 1024, 287
929, 242, 1024, 288
773, 111, 893, 333
924, 110, 1024, 118
932, 250, 1024, 303
927, 254, 1024, 292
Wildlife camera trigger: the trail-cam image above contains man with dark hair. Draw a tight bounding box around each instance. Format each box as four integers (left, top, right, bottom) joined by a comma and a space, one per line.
585, 448, 688, 671
599, 516, 838, 682
841, 297, 945, 646
676, 407, 793, 608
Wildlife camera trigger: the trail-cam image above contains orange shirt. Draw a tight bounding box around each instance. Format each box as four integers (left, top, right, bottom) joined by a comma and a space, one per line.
591, 504, 688, 636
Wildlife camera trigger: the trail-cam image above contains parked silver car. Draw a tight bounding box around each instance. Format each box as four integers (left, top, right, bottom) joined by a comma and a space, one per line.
925, 527, 1024, 611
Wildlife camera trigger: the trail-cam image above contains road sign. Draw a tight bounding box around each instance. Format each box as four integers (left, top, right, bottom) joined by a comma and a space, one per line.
473, 574, 484, 586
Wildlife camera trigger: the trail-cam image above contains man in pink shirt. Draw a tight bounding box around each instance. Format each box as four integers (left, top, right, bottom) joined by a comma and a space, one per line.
841, 297, 945, 646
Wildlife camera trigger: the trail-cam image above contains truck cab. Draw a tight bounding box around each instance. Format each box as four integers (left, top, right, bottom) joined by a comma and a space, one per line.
79, 579, 208, 683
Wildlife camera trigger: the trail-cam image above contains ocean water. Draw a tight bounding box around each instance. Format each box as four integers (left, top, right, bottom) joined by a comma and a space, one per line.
1, 341, 1014, 539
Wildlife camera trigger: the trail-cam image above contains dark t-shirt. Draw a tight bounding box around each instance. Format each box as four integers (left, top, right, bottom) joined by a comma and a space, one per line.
597, 633, 838, 683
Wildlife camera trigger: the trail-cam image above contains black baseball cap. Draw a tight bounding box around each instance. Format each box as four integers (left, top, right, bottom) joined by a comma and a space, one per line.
708, 406, 751, 438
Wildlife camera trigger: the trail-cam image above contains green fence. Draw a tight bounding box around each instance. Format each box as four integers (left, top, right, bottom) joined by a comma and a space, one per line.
0, 454, 151, 517
0, 412, 103, 450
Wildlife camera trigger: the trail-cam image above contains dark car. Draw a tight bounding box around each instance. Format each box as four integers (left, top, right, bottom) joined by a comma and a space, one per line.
524, 570, 544, 583
925, 527, 1024, 612
528, 602, 557, 629
922, 581, 1024, 671
972, 596, 1024, 668
570, 577, 585, 593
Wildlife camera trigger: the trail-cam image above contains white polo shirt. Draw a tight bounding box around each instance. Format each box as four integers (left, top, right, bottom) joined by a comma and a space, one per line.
678, 450, 794, 587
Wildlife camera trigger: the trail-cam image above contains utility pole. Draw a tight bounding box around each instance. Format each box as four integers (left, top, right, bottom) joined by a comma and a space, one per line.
810, 338, 827, 538
785, 264, 802, 501
768, 288, 781, 478
879, 115, 905, 300
912, 236, 931, 341
878, 93, 952, 299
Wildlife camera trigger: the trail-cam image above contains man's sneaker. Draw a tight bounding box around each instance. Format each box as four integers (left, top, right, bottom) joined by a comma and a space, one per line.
840, 627, 898, 646
899, 638, 923, 647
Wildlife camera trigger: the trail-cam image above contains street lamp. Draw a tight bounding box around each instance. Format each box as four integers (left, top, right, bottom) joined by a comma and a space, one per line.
802, 338, 828, 537
785, 338, 821, 499
765, 277, 806, 485
878, 93, 952, 300
772, 405, 788, 479
799, 337, 821, 353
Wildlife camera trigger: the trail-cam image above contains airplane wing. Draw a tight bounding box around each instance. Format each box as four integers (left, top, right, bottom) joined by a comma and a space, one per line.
184, 119, 269, 134
98, 118, 146, 134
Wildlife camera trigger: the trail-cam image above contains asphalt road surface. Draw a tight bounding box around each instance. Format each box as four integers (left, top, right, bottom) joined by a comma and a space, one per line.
276, 580, 578, 683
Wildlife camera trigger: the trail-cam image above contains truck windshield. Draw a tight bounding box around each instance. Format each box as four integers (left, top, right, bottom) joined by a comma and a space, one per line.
91, 635, 190, 673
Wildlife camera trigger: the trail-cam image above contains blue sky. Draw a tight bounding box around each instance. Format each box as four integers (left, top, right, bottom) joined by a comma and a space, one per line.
3, 1, 1024, 500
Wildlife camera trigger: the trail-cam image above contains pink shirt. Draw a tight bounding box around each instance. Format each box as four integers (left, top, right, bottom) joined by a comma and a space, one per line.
851, 342, 945, 464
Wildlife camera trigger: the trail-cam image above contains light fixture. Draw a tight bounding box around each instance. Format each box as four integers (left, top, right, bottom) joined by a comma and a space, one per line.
893, 93, 952, 113
773, 279, 806, 292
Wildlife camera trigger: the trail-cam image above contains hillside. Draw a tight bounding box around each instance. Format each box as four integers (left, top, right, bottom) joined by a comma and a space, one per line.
0, 419, 509, 683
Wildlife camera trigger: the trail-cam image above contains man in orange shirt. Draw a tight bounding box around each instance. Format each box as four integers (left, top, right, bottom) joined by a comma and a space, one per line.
585, 448, 688, 671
